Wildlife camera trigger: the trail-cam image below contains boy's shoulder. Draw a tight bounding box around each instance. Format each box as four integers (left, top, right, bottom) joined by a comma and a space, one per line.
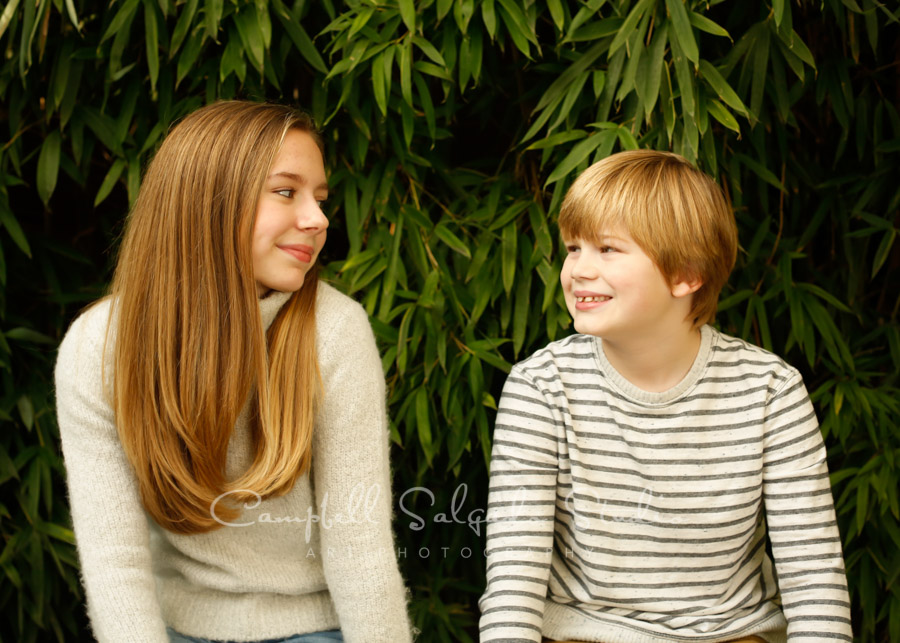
512, 333, 598, 379
704, 326, 804, 395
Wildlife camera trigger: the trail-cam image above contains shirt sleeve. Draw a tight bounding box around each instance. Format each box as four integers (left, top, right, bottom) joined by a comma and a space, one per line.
762, 371, 853, 641
479, 366, 559, 643
311, 300, 413, 643
54, 309, 169, 643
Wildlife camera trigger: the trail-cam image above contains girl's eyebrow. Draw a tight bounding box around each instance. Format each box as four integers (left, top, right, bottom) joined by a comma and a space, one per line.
267, 171, 328, 191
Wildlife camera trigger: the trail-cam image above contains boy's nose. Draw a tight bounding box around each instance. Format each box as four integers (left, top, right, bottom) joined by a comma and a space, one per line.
571, 254, 599, 280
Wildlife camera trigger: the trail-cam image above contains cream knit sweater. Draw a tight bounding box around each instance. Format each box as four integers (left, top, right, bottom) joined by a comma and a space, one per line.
55, 283, 412, 643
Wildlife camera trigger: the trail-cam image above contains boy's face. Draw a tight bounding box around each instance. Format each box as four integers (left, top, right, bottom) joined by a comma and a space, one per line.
560, 228, 693, 340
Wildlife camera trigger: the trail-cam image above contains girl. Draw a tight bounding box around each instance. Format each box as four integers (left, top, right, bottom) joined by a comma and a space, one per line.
54, 101, 412, 643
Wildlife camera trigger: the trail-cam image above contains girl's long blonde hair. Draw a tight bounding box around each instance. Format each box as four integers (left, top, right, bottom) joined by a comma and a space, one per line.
105, 101, 322, 534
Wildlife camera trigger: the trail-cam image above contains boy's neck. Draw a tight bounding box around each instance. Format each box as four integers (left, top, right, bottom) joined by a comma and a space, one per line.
600, 323, 703, 393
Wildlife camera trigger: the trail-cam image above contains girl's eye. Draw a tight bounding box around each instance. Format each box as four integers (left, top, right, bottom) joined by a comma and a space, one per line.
600, 246, 616, 253
565, 244, 580, 253
276, 189, 294, 198
316, 199, 328, 209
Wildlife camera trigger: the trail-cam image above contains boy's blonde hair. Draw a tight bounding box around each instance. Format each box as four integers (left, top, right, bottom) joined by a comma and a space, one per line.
558, 150, 738, 328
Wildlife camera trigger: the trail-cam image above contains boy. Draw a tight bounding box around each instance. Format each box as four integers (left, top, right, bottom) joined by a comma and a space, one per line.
479, 151, 852, 642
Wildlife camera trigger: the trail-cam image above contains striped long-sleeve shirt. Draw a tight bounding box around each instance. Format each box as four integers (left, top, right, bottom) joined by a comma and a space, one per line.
479, 325, 852, 643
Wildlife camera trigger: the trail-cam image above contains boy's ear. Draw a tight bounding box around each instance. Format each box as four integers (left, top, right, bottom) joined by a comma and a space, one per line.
671, 274, 703, 299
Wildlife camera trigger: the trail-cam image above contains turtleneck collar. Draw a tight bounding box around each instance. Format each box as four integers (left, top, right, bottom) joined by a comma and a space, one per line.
258, 290, 293, 331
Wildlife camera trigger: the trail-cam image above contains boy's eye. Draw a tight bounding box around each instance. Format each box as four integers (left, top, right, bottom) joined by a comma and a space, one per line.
276, 189, 294, 198
600, 246, 616, 253
565, 244, 580, 253
316, 199, 328, 209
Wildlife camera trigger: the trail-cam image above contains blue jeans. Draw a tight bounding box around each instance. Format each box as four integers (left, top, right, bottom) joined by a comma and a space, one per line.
166, 627, 343, 643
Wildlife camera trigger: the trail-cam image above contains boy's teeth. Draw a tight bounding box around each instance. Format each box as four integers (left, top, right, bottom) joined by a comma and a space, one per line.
578, 296, 611, 302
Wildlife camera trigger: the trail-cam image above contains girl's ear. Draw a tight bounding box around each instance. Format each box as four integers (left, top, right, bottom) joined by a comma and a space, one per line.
671, 275, 703, 299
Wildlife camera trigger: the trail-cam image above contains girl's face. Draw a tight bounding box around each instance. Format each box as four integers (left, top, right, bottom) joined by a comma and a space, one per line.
252, 129, 329, 298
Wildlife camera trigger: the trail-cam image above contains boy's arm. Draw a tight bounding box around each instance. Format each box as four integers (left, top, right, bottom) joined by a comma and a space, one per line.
762, 371, 853, 641
479, 367, 559, 643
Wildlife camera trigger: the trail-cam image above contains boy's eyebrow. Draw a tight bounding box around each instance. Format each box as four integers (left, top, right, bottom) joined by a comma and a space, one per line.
267, 171, 329, 191
598, 234, 628, 243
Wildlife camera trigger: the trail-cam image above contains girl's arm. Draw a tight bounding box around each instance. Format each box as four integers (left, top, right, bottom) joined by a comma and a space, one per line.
55, 303, 169, 643
311, 291, 413, 643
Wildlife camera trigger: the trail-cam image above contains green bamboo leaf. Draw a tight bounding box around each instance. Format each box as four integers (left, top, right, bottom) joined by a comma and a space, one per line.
434, 223, 471, 259
414, 73, 436, 140
871, 228, 896, 279
636, 22, 667, 114
399, 36, 413, 106
0, 0, 21, 42
17, 396, 33, 430
412, 35, 446, 67
94, 159, 127, 207
497, 3, 533, 58
687, 11, 730, 39
547, 0, 564, 32
749, 26, 770, 121
145, 1, 160, 92
414, 60, 453, 81
706, 98, 740, 133
220, 28, 247, 82
512, 267, 532, 356
234, 6, 264, 71
4, 326, 56, 345
453, 0, 475, 34
773, 0, 786, 27
101, 0, 139, 43
0, 204, 31, 258
170, 0, 199, 56
616, 126, 639, 150
545, 133, 607, 186
666, 0, 698, 63
415, 388, 433, 466
856, 478, 868, 534
496, 0, 538, 45
65, 0, 80, 31
525, 129, 587, 151
670, 33, 695, 117
482, 0, 497, 38
565, 17, 623, 42
348, 6, 374, 39
796, 282, 853, 313
37, 132, 61, 206
399, 0, 415, 31
176, 27, 206, 86
501, 223, 517, 295
698, 60, 749, 118
532, 40, 606, 114
205, 0, 223, 40
779, 28, 816, 70
34, 521, 75, 545
609, 0, 652, 57
271, 0, 327, 73
372, 51, 387, 117
735, 153, 786, 191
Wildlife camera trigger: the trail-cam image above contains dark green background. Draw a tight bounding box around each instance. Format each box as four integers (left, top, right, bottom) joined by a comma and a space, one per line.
0, 0, 898, 640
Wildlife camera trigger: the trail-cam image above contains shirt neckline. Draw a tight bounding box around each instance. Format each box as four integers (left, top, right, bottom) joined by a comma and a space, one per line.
592, 324, 715, 405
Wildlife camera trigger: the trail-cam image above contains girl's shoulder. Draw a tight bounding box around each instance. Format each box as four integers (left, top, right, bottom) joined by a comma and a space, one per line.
315, 281, 371, 331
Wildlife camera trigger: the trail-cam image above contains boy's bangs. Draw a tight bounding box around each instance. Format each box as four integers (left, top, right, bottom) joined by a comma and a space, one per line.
558, 182, 632, 244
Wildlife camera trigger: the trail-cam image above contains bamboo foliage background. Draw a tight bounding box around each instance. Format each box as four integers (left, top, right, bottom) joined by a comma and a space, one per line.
0, 0, 898, 640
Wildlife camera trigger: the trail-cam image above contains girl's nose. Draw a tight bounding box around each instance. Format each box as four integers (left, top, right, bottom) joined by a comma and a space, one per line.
298, 202, 329, 232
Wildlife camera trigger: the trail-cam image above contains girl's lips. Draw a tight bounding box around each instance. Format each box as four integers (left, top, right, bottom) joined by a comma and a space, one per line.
279, 246, 313, 263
